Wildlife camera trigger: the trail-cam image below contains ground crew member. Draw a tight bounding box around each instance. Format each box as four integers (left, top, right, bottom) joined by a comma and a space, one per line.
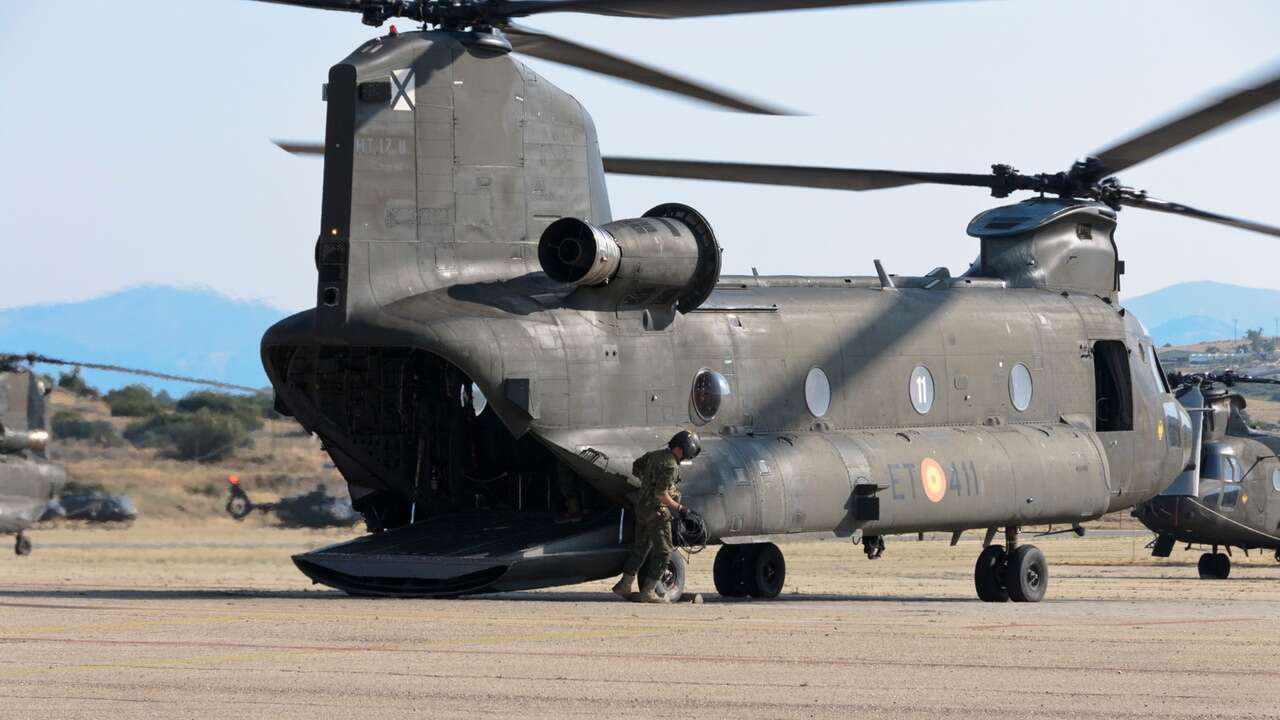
612, 430, 701, 603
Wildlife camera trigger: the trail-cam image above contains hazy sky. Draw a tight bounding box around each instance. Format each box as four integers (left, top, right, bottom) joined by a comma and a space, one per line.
2, 1, 1277, 312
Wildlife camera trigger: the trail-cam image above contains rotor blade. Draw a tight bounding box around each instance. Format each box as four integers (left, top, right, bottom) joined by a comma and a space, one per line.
1, 353, 261, 393
504, 25, 792, 114
496, 0, 927, 20
1121, 194, 1280, 239
1092, 66, 1280, 176
602, 157, 996, 192
273, 140, 325, 156
244, 0, 367, 11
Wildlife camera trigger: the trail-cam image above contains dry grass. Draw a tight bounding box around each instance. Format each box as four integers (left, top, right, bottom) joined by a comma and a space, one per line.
44, 389, 342, 520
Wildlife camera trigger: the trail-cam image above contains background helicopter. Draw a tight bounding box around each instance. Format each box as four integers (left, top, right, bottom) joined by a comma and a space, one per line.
0, 359, 66, 556
225, 475, 360, 528
250, 0, 1278, 602
1133, 371, 1280, 579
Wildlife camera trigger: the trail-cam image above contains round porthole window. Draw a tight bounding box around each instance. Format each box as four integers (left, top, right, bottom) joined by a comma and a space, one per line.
1009, 363, 1033, 412
805, 367, 831, 418
909, 366, 934, 415
460, 382, 488, 416
691, 369, 731, 421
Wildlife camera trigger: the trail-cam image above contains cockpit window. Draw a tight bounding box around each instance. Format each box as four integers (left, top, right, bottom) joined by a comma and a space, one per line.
1201, 452, 1241, 483
1220, 486, 1241, 510
1147, 344, 1170, 393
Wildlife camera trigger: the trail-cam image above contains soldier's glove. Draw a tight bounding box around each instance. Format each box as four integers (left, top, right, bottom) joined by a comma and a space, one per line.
677, 506, 690, 519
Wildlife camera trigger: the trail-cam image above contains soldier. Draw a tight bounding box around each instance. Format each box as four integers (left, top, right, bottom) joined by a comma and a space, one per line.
612, 430, 701, 603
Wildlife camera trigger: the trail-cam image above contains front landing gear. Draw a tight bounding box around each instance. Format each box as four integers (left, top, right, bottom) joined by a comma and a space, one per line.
713, 543, 786, 599
1197, 552, 1230, 579
14, 532, 32, 556
973, 527, 1047, 603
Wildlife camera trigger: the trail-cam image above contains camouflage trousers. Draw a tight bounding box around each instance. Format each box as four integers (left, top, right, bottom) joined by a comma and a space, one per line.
621, 513, 673, 587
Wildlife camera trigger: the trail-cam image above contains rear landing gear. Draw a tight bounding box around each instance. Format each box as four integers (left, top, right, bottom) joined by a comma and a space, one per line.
1197, 552, 1230, 579
713, 543, 786, 599
14, 532, 31, 556
973, 527, 1047, 602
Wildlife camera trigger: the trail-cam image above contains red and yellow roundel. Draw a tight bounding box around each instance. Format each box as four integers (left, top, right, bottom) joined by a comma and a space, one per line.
921, 457, 947, 503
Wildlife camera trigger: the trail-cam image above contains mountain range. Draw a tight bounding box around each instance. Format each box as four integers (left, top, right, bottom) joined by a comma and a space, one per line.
1, 280, 1277, 395
0, 286, 289, 395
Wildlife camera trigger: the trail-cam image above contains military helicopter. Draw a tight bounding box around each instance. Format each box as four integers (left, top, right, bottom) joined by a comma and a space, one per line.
0, 360, 66, 556
1133, 371, 1280, 579
250, 0, 1279, 602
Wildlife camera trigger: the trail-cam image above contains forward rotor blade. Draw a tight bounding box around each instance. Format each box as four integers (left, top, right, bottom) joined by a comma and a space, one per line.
504, 25, 792, 114
602, 157, 996, 192
496, 0, 926, 19
1121, 194, 1280, 239
245, 0, 367, 12
1092, 66, 1280, 177
273, 140, 325, 156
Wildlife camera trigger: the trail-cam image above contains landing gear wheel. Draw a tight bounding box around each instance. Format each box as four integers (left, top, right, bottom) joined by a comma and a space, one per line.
226, 495, 252, 520
1212, 552, 1231, 579
747, 543, 786, 599
14, 533, 32, 556
1197, 552, 1231, 579
974, 545, 1008, 602
713, 545, 751, 598
655, 551, 686, 603
1004, 545, 1048, 603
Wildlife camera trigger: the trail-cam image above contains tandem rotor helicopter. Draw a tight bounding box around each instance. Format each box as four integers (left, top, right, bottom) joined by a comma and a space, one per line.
246, 0, 1280, 602
1134, 371, 1280, 579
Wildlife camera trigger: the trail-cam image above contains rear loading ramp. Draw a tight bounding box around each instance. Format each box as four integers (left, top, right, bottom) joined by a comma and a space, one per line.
293, 510, 628, 597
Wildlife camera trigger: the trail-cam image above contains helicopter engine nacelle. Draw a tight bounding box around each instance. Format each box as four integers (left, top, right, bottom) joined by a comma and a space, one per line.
538, 203, 721, 313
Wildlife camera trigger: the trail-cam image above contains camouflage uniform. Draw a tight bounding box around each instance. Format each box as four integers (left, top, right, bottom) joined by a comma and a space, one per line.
622, 448, 680, 587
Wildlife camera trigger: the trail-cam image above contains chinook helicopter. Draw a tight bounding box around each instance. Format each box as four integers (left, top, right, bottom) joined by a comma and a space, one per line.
251, 0, 1279, 602
1133, 371, 1280, 579
0, 359, 66, 556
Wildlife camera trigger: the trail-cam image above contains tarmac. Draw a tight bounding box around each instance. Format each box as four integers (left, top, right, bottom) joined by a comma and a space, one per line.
2, 520, 1279, 719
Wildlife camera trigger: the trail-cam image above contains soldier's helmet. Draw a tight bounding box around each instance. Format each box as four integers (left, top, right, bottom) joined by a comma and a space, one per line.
668, 430, 702, 459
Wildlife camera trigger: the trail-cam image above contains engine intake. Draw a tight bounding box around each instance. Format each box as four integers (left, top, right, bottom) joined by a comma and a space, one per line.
538, 203, 721, 312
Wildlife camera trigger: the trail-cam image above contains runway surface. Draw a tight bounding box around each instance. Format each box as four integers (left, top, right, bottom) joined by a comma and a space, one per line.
3, 521, 1279, 719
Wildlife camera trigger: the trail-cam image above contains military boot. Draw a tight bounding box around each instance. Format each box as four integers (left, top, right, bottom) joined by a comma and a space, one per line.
636, 580, 665, 603
611, 573, 636, 600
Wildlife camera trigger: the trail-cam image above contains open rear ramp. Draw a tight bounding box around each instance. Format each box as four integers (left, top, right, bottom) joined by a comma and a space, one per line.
293, 510, 628, 597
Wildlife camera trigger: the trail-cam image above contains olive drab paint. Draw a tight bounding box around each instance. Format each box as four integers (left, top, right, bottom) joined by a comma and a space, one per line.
254, 26, 1195, 598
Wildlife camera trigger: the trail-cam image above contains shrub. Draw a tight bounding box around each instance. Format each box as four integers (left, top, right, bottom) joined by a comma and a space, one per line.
175, 391, 264, 431
124, 410, 250, 462
57, 372, 100, 399
50, 410, 122, 446
104, 384, 171, 417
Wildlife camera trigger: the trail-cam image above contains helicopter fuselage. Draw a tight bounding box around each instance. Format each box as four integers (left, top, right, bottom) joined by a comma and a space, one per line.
260, 28, 1192, 594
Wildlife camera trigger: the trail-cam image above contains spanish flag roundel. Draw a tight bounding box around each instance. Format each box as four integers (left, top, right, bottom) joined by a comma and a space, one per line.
921, 457, 947, 503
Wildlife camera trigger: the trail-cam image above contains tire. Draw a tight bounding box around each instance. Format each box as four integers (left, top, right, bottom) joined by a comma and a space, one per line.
974, 545, 1008, 602
713, 545, 751, 598
1005, 545, 1048, 603
226, 495, 252, 520
14, 534, 32, 556
747, 543, 786, 599
655, 551, 686, 603
1212, 552, 1231, 580
1197, 553, 1215, 579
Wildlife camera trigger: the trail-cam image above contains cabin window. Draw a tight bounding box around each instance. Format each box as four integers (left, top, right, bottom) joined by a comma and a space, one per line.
1093, 340, 1133, 432
1272, 468, 1280, 493
805, 367, 831, 418
691, 369, 731, 422
909, 366, 935, 415
460, 382, 487, 416
1009, 363, 1033, 412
